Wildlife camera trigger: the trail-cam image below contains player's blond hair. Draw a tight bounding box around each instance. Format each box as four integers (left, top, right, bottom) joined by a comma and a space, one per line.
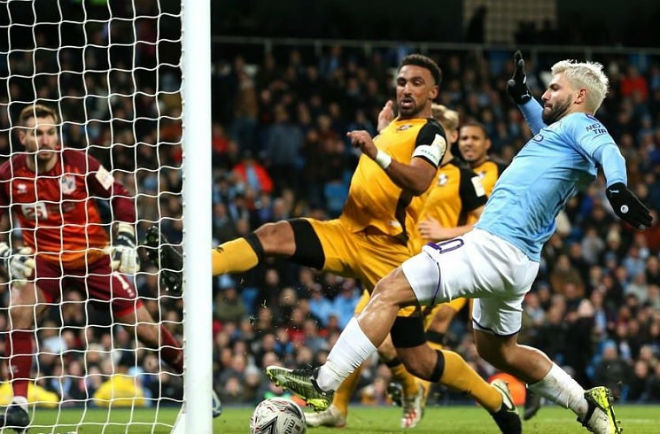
19, 104, 59, 126
431, 104, 459, 133
551, 60, 609, 113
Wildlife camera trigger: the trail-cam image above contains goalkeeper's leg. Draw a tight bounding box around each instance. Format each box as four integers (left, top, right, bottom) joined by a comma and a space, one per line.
4, 282, 49, 430
117, 305, 184, 374
119, 305, 224, 417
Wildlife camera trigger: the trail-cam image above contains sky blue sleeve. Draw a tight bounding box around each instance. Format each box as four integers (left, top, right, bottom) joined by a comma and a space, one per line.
564, 114, 627, 186
518, 99, 547, 135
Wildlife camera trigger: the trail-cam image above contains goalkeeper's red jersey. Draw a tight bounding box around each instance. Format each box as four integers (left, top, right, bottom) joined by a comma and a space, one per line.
0, 149, 135, 268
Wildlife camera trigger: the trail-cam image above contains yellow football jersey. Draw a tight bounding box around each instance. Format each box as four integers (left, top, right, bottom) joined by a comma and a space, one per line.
466, 158, 506, 225
471, 159, 507, 196
409, 159, 487, 250
340, 117, 446, 243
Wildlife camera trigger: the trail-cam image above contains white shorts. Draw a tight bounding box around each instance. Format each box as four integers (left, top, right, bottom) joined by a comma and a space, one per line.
401, 229, 539, 336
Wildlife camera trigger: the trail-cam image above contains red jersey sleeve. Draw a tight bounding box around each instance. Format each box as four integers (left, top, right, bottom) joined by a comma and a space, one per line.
65, 150, 136, 223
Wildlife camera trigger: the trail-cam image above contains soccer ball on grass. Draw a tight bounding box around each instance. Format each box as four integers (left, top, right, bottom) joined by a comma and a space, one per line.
249, 398, 307, 434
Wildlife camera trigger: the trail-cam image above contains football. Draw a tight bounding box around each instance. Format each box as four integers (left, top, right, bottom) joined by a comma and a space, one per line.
249, 398, 307, 434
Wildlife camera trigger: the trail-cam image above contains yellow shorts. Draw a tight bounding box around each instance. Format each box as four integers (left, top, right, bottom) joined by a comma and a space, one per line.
307, 218, 412, 292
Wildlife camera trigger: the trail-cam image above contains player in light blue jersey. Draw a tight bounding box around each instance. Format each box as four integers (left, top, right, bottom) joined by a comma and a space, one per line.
269, 52, 653, 434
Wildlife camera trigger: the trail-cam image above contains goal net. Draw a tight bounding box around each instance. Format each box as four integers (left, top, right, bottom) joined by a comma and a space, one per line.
0, 1, 211, 432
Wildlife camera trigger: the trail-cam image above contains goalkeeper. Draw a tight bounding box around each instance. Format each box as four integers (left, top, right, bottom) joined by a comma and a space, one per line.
0, 104, 184, 431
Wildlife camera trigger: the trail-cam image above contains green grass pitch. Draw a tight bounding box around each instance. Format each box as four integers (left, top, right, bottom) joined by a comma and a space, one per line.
13, 405, 659, 434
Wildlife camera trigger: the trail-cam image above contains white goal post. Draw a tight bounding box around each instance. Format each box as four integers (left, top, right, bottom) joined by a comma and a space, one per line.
180, 0, 213, 432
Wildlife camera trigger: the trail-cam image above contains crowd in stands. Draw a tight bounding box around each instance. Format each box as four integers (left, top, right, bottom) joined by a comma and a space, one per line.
0, 3, 659, 408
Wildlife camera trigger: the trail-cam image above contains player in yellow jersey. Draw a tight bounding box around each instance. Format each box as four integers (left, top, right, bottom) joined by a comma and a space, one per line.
304, 104, 521, 433
211, 54, 447, 419
459, 121, 507, 197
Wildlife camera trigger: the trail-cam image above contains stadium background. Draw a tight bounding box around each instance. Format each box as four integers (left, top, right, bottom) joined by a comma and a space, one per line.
0, 0, 658, 416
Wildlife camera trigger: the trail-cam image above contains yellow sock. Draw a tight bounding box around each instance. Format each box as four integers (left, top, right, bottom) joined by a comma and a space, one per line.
389, 362, 419, 398
332, 365, 363, 416
427, 340, 443, 351
440, 350, 502, 413
211, 237, 259, 275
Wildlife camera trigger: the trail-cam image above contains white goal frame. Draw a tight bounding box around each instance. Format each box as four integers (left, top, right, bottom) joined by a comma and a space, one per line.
178, 0, 213, 433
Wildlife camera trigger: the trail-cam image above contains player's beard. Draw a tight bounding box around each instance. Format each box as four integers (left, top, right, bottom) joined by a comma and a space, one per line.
397, 97, 422, 118
542, 97, 571, 124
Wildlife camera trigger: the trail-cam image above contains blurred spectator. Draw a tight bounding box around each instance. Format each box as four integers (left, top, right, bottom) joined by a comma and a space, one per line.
233, 151, 274, 194
332, 282, 360, 329
593, 343, 633, 398
265, 105, 304, 192
216, 286, 247, 324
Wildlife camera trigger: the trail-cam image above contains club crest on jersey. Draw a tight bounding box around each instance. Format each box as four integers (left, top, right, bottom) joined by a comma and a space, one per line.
397, 124, 413, 131
60, 174, 76, 194
437, 173, 448, 186
16, 183, 27, 195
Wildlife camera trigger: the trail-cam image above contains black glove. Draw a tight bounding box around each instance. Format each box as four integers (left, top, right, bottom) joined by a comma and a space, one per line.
507, 50, 532, 105
143, 225, 183, 295
606, 182, 652, 229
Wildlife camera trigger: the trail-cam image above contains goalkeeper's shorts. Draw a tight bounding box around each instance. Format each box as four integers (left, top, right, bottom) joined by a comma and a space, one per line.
31, 255, 141, 317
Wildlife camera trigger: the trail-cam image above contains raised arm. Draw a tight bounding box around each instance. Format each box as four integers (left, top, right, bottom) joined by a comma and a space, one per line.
519, 99, 546, 135
507, 51, 547, 135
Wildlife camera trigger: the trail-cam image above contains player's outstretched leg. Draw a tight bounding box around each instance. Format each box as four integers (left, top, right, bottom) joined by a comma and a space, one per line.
211, 220, 299, 276
305, 367, 363, 427
266, 366, 334, 411
265, 268, 424, 411
581, 387, 622, 434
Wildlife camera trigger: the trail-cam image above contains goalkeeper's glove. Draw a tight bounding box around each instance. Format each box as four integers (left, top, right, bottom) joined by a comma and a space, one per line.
606, 182, 653, 229
143, 225, 183, 295
109, 222, 140, 274
506, 50, 532, 105
0, 242, 35, 284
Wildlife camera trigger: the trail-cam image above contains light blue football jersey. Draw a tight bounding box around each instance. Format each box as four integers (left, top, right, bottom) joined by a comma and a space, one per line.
475, 100, 627, 261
